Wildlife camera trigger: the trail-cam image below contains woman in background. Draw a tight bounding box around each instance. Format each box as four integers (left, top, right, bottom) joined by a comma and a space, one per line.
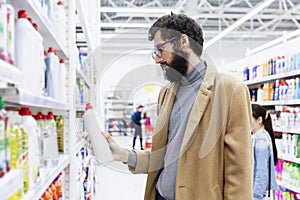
251, 104, 278, 200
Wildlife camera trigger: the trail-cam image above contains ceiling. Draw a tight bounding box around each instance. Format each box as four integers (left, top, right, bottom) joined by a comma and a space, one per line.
76, 0, 300, 54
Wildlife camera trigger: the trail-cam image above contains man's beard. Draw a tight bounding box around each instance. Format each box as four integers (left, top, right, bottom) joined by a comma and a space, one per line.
162, 49, 188, 82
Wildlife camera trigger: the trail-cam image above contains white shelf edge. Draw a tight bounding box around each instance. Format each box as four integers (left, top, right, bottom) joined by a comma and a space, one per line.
76, 105, 86, 112
273, 127, 300, 134
105, 106, 134, 110
278, 154, 300, 164
0, 170, 23, 199
11, 0, 68, 59
23, 155, 70, 200
104, 99, 134, 104
76, 68, 91, 88
277, 180, 300, 193
76, 0, 95, 50
0, 60, 22, 85
258, 100, 300, 106
245, 69, 300, 85
0, 88, 70, 111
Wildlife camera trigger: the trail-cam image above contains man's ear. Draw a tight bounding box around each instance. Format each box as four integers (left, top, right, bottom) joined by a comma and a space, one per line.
180, 34, 189, 48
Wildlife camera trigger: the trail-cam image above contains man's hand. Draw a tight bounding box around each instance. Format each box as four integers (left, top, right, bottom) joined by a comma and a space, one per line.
102, 132, 129, 163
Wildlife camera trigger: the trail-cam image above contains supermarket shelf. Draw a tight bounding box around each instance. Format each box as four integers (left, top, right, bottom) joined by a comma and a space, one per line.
23, 155, 70, 200
273, 127, 300, 134
0, 60, 22, 85
245, 69, 300, 86
105, 106, 134, 110
0, 88, 70, 111
104, 99, 134, 104
277, 180, 300, 193
259, 100, 300, 106
11, 0, 68, 59
278, 154, 300, 164
76, 105, 86, 112
0, 170, 23, 199
76, 68, 91, 88
75, 140, 85, 155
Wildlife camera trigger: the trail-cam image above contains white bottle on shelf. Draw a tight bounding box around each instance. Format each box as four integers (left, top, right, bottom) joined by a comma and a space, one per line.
59, 59, 67, 102
42, 112, 59, 167
56, 1, 66, 44
19, 107, 40, 189
46, 47, 60, 99
0, 0, 7, 62
6, 0, 14, 65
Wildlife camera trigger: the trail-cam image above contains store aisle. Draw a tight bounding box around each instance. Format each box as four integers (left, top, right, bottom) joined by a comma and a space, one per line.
96, 136, 147, 200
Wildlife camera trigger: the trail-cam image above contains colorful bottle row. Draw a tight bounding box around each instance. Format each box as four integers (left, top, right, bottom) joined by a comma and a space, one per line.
275, 133, 300, 159
244, 52, 300, 81
268, 107, 300, 130
41, 172, 64, 200
249, 78, 300, 103
274, 188, 300, 200
276, 160, 300, 192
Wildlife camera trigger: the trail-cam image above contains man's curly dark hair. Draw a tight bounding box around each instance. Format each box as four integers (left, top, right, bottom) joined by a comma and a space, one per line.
148, 13, 204, 57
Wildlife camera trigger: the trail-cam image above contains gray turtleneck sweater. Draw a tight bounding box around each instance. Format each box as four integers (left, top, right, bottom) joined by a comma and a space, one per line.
128, 61, 206, 200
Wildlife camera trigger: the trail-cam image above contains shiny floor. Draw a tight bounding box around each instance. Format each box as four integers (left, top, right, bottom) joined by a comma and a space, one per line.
96, 136, 147, 200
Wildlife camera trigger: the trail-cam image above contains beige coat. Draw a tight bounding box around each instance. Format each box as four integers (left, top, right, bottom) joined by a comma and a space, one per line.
130, 64, 253, 200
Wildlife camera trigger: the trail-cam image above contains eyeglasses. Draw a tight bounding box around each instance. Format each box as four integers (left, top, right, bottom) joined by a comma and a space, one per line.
152, 36, 177, 59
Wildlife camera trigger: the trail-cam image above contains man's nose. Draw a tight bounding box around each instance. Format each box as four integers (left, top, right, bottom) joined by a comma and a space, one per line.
155, 56, 163, 64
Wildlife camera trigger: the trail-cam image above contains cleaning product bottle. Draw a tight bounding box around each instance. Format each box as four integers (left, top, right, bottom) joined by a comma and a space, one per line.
0, 96, 7, 178
59, 59, 67, 102
32, 23, 44, 96
15, 10, 35, 92
56, 1, 66, 44
83, 103, 113, 165
53, 50, 60, 99
6, 0, 14, 65
43, 112, 58, 167
34, 112, 44, 166
19, 107, 40, 189
0, 0, 7, 61
46, 47, 56, 98
257, 84, 264, 104
55, 115, 64, 152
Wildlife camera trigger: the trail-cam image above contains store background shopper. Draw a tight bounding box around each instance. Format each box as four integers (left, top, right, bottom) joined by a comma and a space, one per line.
103, 13, 253, 200
131, 105, 144, 150
251, 103, 278, 200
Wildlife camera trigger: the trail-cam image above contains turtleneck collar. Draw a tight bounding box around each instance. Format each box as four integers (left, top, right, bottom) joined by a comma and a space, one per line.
180, 60, 206, 87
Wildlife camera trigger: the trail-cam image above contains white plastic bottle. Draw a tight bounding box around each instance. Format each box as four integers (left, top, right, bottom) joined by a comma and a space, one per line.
43, 112, 58, 167
6, 0, 14, 65
15, 10, 35, 92
83, 103, 113, 165
59, 59, 67, 102
56, 1, 66, 44
0, 0, 7, 61
19, 107, 40, 189
46, 47, 57, 98
32, 23, 45, 96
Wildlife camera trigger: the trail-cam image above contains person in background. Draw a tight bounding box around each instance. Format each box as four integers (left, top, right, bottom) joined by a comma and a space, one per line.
143, 112, 151, 127
131, 105, 144, 150
103, 13, 253, 200
251, 103, 278, 200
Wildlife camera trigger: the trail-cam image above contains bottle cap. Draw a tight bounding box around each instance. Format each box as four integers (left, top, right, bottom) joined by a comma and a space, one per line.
18, 10, 27, 19
86, 103, 93, 110
59, 59, 64, 64
33, 23, 38, 31
57, 1, 63, 5
19, 107, 31, 116
48, 47, 55, 53
27, 17, 33, 24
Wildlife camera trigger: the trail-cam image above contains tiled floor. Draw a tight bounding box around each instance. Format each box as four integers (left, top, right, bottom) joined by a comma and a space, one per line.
96, 136, 147, 200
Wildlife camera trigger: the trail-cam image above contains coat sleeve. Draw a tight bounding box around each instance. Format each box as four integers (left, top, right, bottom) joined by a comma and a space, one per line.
129, 86, 168, 174
224, 83, 253, 200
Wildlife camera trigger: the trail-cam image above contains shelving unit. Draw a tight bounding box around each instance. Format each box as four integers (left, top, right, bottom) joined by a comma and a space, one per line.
238, 34, 300, 196
0, 170, 23, 200
23, 155, 70, 200
0, 60, 21, 85
0, 0, 98, 199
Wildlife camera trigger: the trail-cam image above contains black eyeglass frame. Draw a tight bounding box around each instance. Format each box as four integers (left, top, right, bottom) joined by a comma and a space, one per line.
151, 36, 177, 59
